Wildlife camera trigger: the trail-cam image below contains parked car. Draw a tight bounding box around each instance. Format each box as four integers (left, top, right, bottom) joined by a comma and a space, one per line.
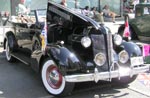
3, 0, 149, 97
118, 3, 150, 42
0, 13, 14, 45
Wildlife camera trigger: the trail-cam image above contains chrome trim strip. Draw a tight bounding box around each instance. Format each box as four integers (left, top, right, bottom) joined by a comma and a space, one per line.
65, 65, 150, 82
138, 36, 150, 41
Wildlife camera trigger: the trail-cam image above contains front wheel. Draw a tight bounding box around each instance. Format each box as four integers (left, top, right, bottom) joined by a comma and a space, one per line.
41, 59, 74, 96
5, 40, 15, 62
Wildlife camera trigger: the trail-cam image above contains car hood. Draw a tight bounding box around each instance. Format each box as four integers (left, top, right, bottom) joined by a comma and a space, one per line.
47, 1, 100, 30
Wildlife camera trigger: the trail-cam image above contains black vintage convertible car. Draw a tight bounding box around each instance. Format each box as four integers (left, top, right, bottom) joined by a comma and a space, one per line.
3, 0, 150, 96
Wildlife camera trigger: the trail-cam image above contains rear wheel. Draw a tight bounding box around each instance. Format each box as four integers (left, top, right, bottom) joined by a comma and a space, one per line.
41, 59, 74, 96
5, 40, 15, 62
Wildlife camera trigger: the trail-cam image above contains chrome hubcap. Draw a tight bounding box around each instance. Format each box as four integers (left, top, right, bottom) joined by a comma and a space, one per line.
46, 66, 62, 89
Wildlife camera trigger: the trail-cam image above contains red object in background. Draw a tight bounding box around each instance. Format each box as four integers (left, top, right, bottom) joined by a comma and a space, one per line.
4, 11, 9, 17
137, 73, 150, 88
123, 18, 130, 38
20, 0, 25, 3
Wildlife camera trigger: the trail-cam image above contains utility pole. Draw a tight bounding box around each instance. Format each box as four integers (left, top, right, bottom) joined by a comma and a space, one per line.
75, 0, 77, 8
10, 0, 20, 15
98, 0, 101, 12
10, 0, 13, 15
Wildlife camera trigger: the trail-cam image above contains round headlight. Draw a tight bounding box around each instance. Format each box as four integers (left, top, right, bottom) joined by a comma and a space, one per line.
114, 34, 122, 45
119, 50, 129, 64
94, 53, 106, 66
81, 36, 91, 48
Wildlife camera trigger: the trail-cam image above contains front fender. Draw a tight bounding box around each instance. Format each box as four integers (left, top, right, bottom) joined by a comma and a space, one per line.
49, 46, 82, 70
121, 41, 142, 57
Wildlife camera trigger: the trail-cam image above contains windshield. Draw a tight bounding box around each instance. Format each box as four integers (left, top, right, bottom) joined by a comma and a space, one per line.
10, 9, 46, 24
136, 5, 150, 17
29, 9, 46, 23
143, 7, 150, 15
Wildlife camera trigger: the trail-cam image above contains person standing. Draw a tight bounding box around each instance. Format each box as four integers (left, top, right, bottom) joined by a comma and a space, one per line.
103, 5, 116, 23
18, 0, 30, 15
133, 0, 139, 12
82, 6, 90, 16
60, 0, 67, 7
89, 7, 104, 23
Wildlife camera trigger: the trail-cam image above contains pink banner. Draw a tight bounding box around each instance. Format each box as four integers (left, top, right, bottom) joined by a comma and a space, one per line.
143, 44, 150, 57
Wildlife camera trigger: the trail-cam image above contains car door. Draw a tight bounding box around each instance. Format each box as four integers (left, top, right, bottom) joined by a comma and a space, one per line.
15, 22, 33, 55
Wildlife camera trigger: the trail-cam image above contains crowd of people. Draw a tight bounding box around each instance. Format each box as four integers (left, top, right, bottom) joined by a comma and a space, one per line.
80, 5, 116, 23
59, 0, 116, 23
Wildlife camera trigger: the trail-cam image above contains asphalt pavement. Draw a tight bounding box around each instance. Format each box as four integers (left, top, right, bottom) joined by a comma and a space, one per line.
0, 47, 150, 98
0, 47, 50, 98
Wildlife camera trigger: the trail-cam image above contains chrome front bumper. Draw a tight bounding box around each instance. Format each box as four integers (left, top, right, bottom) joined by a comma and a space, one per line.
65, 65, 150, 83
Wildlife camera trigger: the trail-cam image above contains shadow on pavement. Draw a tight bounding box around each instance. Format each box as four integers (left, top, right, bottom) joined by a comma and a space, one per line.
63, 82, 130, 98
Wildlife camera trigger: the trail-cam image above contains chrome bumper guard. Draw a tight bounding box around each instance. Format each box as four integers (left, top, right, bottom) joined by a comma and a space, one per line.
65, 65, 150, 83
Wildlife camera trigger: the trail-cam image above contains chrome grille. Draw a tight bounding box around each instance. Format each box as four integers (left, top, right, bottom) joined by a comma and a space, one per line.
106, 33, 113, 66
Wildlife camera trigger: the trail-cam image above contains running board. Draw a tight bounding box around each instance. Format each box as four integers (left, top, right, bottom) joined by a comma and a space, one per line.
11, 52, 31, 65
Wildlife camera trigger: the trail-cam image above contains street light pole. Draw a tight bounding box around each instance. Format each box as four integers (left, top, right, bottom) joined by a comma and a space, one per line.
98, 0, 101, 12
75, 0, 77, 8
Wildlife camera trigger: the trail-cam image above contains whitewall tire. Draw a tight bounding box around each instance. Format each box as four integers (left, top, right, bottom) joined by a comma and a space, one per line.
5, 40, 15, 62
41, 59, 74, 96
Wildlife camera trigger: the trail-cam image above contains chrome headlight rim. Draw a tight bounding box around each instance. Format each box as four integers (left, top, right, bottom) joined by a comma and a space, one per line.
81, 36, 91, 48
94, 52, 106, 66
114, 34, 122, 46
119, 50, 129, 64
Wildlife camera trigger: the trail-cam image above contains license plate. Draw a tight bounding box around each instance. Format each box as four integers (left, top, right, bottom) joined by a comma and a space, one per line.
130, 56, 144, 66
